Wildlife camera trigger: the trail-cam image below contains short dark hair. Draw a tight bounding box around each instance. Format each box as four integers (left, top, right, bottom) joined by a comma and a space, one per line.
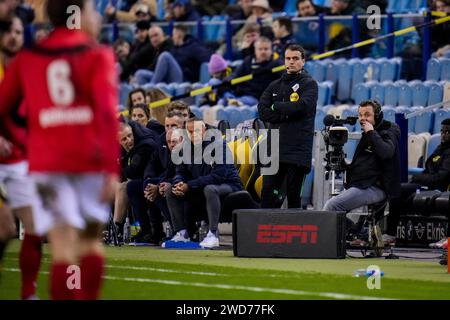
166, 110, 185, 119
186, 116, 204, 124
128, 88, 146, 110
442, 118, 450, 126
359, 100, 382, 115
173, 24, 188, 34
47, 0, 85, 27
274, 17, 293, 34
168, 100, 189, 113
297, 0, 313, 7
285, 44, 305, 60
130, 103, 150, 119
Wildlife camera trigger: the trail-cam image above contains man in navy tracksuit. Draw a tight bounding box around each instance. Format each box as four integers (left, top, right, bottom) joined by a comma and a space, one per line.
164, 118, 243, 248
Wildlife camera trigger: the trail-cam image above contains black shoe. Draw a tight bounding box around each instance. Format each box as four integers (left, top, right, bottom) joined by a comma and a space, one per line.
439, 251, 448, 266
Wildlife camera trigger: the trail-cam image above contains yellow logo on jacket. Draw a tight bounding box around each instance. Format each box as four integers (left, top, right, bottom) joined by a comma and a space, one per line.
432, 155, 441, 162
290, 92, 299, 102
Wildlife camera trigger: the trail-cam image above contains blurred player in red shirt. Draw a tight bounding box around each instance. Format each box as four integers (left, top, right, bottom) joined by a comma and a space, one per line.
0, 0, 120, 299
0, 15, 45, 300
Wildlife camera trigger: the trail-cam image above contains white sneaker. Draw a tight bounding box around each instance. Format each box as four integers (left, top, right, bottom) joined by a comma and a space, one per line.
200, 231, 219, 248
429, 238, 448, 248
168, 230, 190, 242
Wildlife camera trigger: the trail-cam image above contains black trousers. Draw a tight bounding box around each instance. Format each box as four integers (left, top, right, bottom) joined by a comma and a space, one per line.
261, 162, 308, 209
387, 183, 421, 236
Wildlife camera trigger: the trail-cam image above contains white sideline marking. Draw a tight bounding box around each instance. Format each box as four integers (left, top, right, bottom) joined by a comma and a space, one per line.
4, 268, 392, 300
106, 265, 227, 277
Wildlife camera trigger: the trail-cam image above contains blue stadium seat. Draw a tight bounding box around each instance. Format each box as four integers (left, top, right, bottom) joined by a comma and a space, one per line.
315, 109, 326, 131
352, 83, 370, 104
324, 60, 338, 84
344, 139, 358, 160
379, 59, 398, 82
317, 82, 329, 107
199, 62, 210, 84
190, 106, 202, 118
119, 83, 133, 110
415, 111, 435, 134
301, 167, 314, 209
240, 106, 255, 122
384, 82, 399, 106
427, 58, 441, 81
382, 106, 396, 123
337, 61, 352, 101
174, 82, 191, 96
425, 81, 443, 106
433, 109, 450, 134
440, 58, 450, 81
410, 82, 430, 107
398, 82, 413, 107
284, 0, 298, 14
370, 82, 385, 105
216, 107, 228, 122
351, 60, 367, 88
311, 61, 326, 82
362, 58, 381, 81
427, 133, 441, 158
225, 107, 243, 128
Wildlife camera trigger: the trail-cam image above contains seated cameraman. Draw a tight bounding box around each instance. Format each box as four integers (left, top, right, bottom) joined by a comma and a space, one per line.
164, 118, 243, 248
323, 100, 401, 235
387, 118, 450, 248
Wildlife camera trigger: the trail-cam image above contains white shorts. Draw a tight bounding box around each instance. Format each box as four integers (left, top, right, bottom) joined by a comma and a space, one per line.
31, 173, 110, 236
0, 161, 39, 210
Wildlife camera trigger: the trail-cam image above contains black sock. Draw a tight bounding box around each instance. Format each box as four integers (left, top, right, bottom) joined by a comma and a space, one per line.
0, 241, 7, 262
115, 222, 124, 235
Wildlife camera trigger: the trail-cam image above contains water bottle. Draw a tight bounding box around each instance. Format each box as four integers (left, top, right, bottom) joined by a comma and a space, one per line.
354, 269, 385, 277
123, 217, 131, 244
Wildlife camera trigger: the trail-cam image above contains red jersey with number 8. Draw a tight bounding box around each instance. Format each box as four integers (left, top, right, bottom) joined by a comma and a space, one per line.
0, 28, 119, 174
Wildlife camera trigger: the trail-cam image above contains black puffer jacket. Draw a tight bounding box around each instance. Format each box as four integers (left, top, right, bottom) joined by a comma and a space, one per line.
258, 70, 318, 169
121, 121, 158, 180
412, 142, 450, 191
346, 120, 402, 198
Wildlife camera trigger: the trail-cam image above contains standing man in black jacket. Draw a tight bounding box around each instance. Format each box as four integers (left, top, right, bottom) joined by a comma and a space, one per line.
323, 100, 401, 214
258, 44, 318, 208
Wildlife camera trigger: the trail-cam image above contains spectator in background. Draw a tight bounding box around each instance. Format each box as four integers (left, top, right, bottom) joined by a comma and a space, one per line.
164, 118, 243, 248
297, 0, 329, 16
431, 0, 450, 57
133, 26, 183, 85
170, 24, 211, 83
127, 88, 147, 113
115, 121, 158, 244
146, 87, 171, 127
248, 0, 272, 23
272, 17, 295, 60
130, 103, 151, 127
199, 53, 232, 106
134, 3, 158, 22
192, 0, 227, 16
168, 100, 191, 119
114, 38, 131, 74
228, 37, 282, 106
239, 22, 261, 59
120, 20, 156, 82
0, 16, 23, 68
327, 0, 368, 58
224, 0, 253, 35
105, 0, 157, 23
167, 0, 200, 21
387, 118, 450, 247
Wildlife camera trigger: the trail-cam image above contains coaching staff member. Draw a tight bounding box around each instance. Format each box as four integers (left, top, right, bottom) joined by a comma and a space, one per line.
257, 44, 318, 208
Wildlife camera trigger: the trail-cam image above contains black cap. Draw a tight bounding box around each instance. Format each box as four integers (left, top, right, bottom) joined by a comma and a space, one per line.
135, 20, 151, 31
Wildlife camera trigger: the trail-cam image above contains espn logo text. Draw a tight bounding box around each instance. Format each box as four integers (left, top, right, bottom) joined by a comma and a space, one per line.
256, 225, 318, 244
